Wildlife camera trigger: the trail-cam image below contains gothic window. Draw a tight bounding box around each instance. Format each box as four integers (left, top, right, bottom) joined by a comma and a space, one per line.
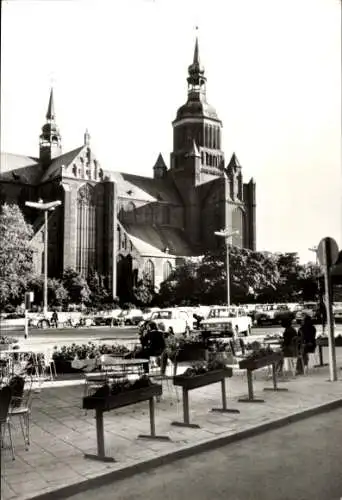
213, 128, 216, 149
232, 207, 244, 248
94, 160, 98, 180
201, 152, 204, 164
117, 226, 121, 250
144, 259, 155, 287
163, 261, 172, 281
204, 126, 208, 147
72, 164, 77, 177
76, 184, 96, 275
162, 205, 170, 225
206, 152, 209, 165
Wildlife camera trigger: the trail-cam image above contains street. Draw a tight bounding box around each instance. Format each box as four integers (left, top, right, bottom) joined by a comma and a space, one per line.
11, 323, 340, 350
67, 408, 342, 500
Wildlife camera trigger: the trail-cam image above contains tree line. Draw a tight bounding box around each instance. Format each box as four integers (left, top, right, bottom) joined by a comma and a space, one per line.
0, 203, 321, 311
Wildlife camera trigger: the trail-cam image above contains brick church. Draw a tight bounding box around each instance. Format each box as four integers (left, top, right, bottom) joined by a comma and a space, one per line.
0, 38, 256, 301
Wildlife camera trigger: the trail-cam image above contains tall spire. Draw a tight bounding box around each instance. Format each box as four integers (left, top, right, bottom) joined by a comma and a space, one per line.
46, 88, 55, 121
193, 36, 199, 65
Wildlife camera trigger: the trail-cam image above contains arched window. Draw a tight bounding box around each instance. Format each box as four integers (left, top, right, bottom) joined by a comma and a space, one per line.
232, 207, 244, 248
76, 184, 96, 275
144, 259, 155, 287
163, 261, 172, 281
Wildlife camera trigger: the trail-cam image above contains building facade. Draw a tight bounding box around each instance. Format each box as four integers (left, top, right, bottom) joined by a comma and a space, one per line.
0, 39, 256, 301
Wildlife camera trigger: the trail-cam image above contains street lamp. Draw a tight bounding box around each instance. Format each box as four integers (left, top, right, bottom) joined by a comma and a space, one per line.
214, 229, 239, 307
25, 199, 62, 315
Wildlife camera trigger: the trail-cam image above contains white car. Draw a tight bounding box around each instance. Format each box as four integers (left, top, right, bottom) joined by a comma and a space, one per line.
150, 309, 192, 336
201, 306, 252, 337
115, 309, 144, 326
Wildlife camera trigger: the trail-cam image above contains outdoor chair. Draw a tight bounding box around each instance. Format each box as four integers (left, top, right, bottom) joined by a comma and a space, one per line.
8, 376, 33, 452
42, 349, 57, 379
0, 385, 15, 460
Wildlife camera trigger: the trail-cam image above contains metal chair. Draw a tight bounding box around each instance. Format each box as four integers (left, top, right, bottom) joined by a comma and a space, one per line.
0, 385, 14, 460
8, 377, 33, 452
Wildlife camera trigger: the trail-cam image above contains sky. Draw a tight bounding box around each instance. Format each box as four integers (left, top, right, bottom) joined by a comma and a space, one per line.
1, 0, 341, 264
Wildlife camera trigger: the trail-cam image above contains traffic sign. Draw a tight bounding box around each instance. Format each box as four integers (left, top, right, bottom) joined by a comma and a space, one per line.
317, 237, 339, 268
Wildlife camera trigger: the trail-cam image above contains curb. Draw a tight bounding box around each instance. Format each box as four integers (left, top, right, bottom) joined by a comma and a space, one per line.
27, 397, 342, 500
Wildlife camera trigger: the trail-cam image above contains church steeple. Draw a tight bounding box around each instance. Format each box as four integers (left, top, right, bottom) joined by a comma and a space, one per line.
187, 36, 207, 98
171, 34, 224, 174
39, 88, 62, 165
46, 88, 55, 120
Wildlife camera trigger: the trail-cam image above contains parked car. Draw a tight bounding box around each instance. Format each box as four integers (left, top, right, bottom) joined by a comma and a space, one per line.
201, 306, 252, 337
149, 308, 193, 336
93, 309, 122, 326
294, 302, 320, 324
333, 303, 342, 323
114, 309, 144, 326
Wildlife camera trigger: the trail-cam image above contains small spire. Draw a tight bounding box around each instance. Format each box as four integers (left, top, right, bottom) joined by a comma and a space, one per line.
46, 88, 55, 121
84, 129, 91, 146
153, 153, 167, 169
189, 139, 200, 158
227, 153, 241, 170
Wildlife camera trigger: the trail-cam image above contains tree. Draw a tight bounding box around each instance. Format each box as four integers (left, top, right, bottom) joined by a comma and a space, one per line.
158, 260, 201, 306
0, 203, 34, 309
62, 267, 91, 304
197, 246, 280, 304
87, 270, 110, 308
26, 274, 69, 308
132, 272, 155, 307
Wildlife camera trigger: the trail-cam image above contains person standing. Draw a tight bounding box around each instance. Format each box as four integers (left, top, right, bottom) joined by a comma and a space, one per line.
298, 315, 317, 372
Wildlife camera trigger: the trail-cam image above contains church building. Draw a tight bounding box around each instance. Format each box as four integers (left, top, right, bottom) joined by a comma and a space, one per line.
0, 38, 256, 301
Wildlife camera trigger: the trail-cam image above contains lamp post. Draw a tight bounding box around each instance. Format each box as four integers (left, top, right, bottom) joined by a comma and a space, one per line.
214, 229, 239, 307
25, 199, 61, 315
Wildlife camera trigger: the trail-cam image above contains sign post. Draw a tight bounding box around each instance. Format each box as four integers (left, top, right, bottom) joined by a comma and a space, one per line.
317, 237, 339, 382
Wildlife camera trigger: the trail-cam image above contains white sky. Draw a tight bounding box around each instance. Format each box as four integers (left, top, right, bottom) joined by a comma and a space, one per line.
1, 0, 341, 263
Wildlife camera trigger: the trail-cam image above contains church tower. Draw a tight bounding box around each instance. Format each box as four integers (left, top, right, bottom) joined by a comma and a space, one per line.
39, 88, 62, 166
170, 36, 225, 181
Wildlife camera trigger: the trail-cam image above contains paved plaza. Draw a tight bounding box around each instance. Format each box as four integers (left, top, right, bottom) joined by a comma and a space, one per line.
1, 347, 342, 500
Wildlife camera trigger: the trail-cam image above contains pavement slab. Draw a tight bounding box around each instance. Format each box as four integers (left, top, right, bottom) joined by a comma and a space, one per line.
1, 349, 342, 500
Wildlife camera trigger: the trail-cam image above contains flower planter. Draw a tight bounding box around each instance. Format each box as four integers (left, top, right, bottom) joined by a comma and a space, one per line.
54, 360, 84, 374
173, 368, 233, 390
239, 352, 282, 371
317, 337, 342, 347
83, 383, 168, 462
83, 384, 162, 412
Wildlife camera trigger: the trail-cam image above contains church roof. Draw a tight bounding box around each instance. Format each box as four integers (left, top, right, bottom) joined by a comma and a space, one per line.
107, 171, 182, 205
0, 153, 42, 184
40, 146, 84, 183
125, 224, 198, 257
176, 99, 219, 121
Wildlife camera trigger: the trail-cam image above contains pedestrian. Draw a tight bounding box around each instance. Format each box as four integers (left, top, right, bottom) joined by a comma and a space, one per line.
298, 314, 316, 371
318, 299, 327, 335
278, 317, 299, 374
51, 310, 58, 328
